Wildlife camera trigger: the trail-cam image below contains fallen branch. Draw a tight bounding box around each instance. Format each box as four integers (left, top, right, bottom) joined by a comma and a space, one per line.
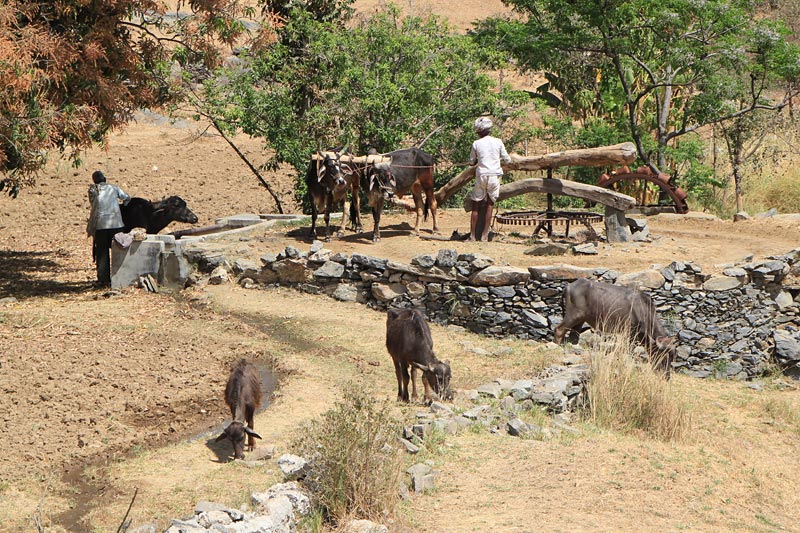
116, 488, 139, 533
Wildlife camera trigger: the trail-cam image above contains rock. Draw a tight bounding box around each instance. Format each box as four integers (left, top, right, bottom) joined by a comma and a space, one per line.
476, 382, 502, 398
246, 445, 277, 461
615, 269, 665, 290
371, 282, 406, 301
489, 285, 516, 299
462, 405, 492, 420
406, 282, 426, 298
722, 267, 747, 278
259, 253, 278, 266
313, 260, 345, 278
436, 249, 458, 268
197, 510, 233, 528
351, 253, 387, 270
277, 454, 309, 481
284, 245, 302, 259
573, 243, 598, 255
702, 275, 745, 291
521, 309, 548, 328
209, 265, 230, 285
332, 283, 358, 302
166, 519, 205, 532
0, 297, 18, 305
524, 243, 572, 256
406, 462, 433, 477
775, 291, 794, 310
411, 254, 436, 268
507, 417, 532, 437
430, 402, 453, 416
272, 259, 312, 284
470, 266, 530, 286
754, 208, 778, 219
343, 519, 389, 533
412, 473, 436, 493
232, 259, 260, 277
733, 212, 750, 222
528, 264, 596, 280
252, 481, 311, 517
195, 501, 228, 515
774, 330, 800, 363
308, 249, 332, 263
398, 438, 420, 454
309, 240, 324, 253
605, 207, 632, 243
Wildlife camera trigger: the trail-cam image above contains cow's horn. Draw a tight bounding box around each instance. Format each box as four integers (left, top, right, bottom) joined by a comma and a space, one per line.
411, 361, 427, 371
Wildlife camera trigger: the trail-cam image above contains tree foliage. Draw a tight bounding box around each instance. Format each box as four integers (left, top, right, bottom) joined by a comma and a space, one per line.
202, 2, 527, 202
475, 0, 800, 189
0, 0, 252, 195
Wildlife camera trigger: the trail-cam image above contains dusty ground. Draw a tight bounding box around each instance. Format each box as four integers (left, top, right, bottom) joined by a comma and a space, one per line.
2, 105, 800, 530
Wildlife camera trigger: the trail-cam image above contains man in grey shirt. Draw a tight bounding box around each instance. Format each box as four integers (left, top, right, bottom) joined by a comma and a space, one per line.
468, 117, 511, 241
87, 170, 130, 287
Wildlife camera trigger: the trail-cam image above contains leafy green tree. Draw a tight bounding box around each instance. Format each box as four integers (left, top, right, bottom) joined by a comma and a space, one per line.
0, 0, 251, 195
202, 3, 527, 205
475, 0, 800, 185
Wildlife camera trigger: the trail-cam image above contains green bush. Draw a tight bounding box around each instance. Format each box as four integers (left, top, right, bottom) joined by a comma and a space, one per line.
292, 388, 404, 525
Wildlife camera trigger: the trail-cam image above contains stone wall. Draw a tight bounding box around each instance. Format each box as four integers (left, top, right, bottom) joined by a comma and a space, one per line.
193, 243, 800, 380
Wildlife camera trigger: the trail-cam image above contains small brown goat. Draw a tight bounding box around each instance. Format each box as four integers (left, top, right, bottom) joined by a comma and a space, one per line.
215, 359, 263, 459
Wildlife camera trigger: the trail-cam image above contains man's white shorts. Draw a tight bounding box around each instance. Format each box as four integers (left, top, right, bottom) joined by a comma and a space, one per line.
470, 174, 501, 204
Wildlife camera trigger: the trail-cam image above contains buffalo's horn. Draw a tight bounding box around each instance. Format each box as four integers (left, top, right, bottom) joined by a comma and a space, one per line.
243, 427, 263, 440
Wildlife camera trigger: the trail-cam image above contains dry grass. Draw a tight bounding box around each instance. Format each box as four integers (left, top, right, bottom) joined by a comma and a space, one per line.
743, 168, 800, 215
581, 333, 691, 441
292, 387, 405, 526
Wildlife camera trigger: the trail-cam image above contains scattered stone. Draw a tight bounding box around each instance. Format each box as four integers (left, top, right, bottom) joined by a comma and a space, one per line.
277, 454, 309, 481
272, 259, 312, 284
506, 417, 532, 437
476, 382, 502, 398
0, 297, 18, 305
208, 265, 230, 285
615, 269, 665, 290
733, 212, 750, 222
775, 291, 794, 310
573, 243, 598, 255
398, 438, 420, 454
343, 519, 389, 533
754, 208, 778, 219
524, 243, 572, 256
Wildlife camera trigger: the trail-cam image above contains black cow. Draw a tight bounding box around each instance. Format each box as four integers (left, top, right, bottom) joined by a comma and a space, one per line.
215, 359, 263, 460
386, 308, 452, 403
306, 151, 360, 240
121, 196, 198, 234
363, 148, 438, 242
553, 278, 676, 378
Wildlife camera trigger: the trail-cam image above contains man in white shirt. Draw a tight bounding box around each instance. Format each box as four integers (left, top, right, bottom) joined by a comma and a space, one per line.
468, 117, 511, 241
87, 170, 130, 287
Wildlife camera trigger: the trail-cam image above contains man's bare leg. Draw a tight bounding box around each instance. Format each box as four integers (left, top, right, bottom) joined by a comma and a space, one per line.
469, 201, 482, 241
481, 201, 494, 241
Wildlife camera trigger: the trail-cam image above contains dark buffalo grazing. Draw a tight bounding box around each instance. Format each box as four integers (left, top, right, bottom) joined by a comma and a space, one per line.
215, 359, 263, 460
363, 148, 438, 242
306, 151, 361, 240
386, 308, 452, 403
121, 196, 198, 234
553, 278, 676, 378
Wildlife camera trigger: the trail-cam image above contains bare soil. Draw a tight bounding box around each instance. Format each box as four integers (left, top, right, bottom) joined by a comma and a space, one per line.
2, 111, 800, 530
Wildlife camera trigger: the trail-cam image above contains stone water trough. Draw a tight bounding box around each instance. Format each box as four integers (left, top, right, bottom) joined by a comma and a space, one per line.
110, 214, 304, 289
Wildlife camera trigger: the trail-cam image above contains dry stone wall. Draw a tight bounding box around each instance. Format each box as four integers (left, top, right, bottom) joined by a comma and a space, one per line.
191, 243, 800, 380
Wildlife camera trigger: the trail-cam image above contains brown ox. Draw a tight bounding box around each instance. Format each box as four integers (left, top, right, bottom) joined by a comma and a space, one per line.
363, 148, 438, 242
553, 278, 676, 378
215, 359, 263, 459
305, 151, 360, 241
386, 308, 452, 403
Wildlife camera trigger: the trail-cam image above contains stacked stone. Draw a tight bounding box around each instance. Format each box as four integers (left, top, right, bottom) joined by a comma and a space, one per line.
191, 242, 800, 379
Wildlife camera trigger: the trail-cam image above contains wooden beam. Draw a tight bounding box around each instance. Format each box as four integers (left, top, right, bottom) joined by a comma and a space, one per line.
497, 178, 636, 210
311, 152, 391, 165
434, 142, 637, 206
504, 142, 637, 171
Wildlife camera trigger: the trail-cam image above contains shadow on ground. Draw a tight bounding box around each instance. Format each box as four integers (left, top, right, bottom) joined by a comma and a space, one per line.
0, 249, 91, 299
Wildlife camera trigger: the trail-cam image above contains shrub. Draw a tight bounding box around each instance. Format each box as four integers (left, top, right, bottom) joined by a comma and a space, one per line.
292, 388, 404, 525
580, 333, 691, 441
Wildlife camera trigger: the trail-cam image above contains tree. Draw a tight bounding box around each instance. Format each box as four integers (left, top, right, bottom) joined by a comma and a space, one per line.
0, 0, 252, 196
202, 3, 527, 206
475, 0, 800, 182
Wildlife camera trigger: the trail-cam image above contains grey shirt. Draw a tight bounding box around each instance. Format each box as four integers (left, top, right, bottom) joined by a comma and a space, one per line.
88, 183, 129, 231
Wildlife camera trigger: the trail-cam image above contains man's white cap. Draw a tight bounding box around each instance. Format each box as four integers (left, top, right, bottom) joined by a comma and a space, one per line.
474, 117, 493, 132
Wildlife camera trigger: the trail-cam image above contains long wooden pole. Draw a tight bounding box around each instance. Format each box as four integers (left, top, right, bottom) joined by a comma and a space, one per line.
434, 142, 637, 206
